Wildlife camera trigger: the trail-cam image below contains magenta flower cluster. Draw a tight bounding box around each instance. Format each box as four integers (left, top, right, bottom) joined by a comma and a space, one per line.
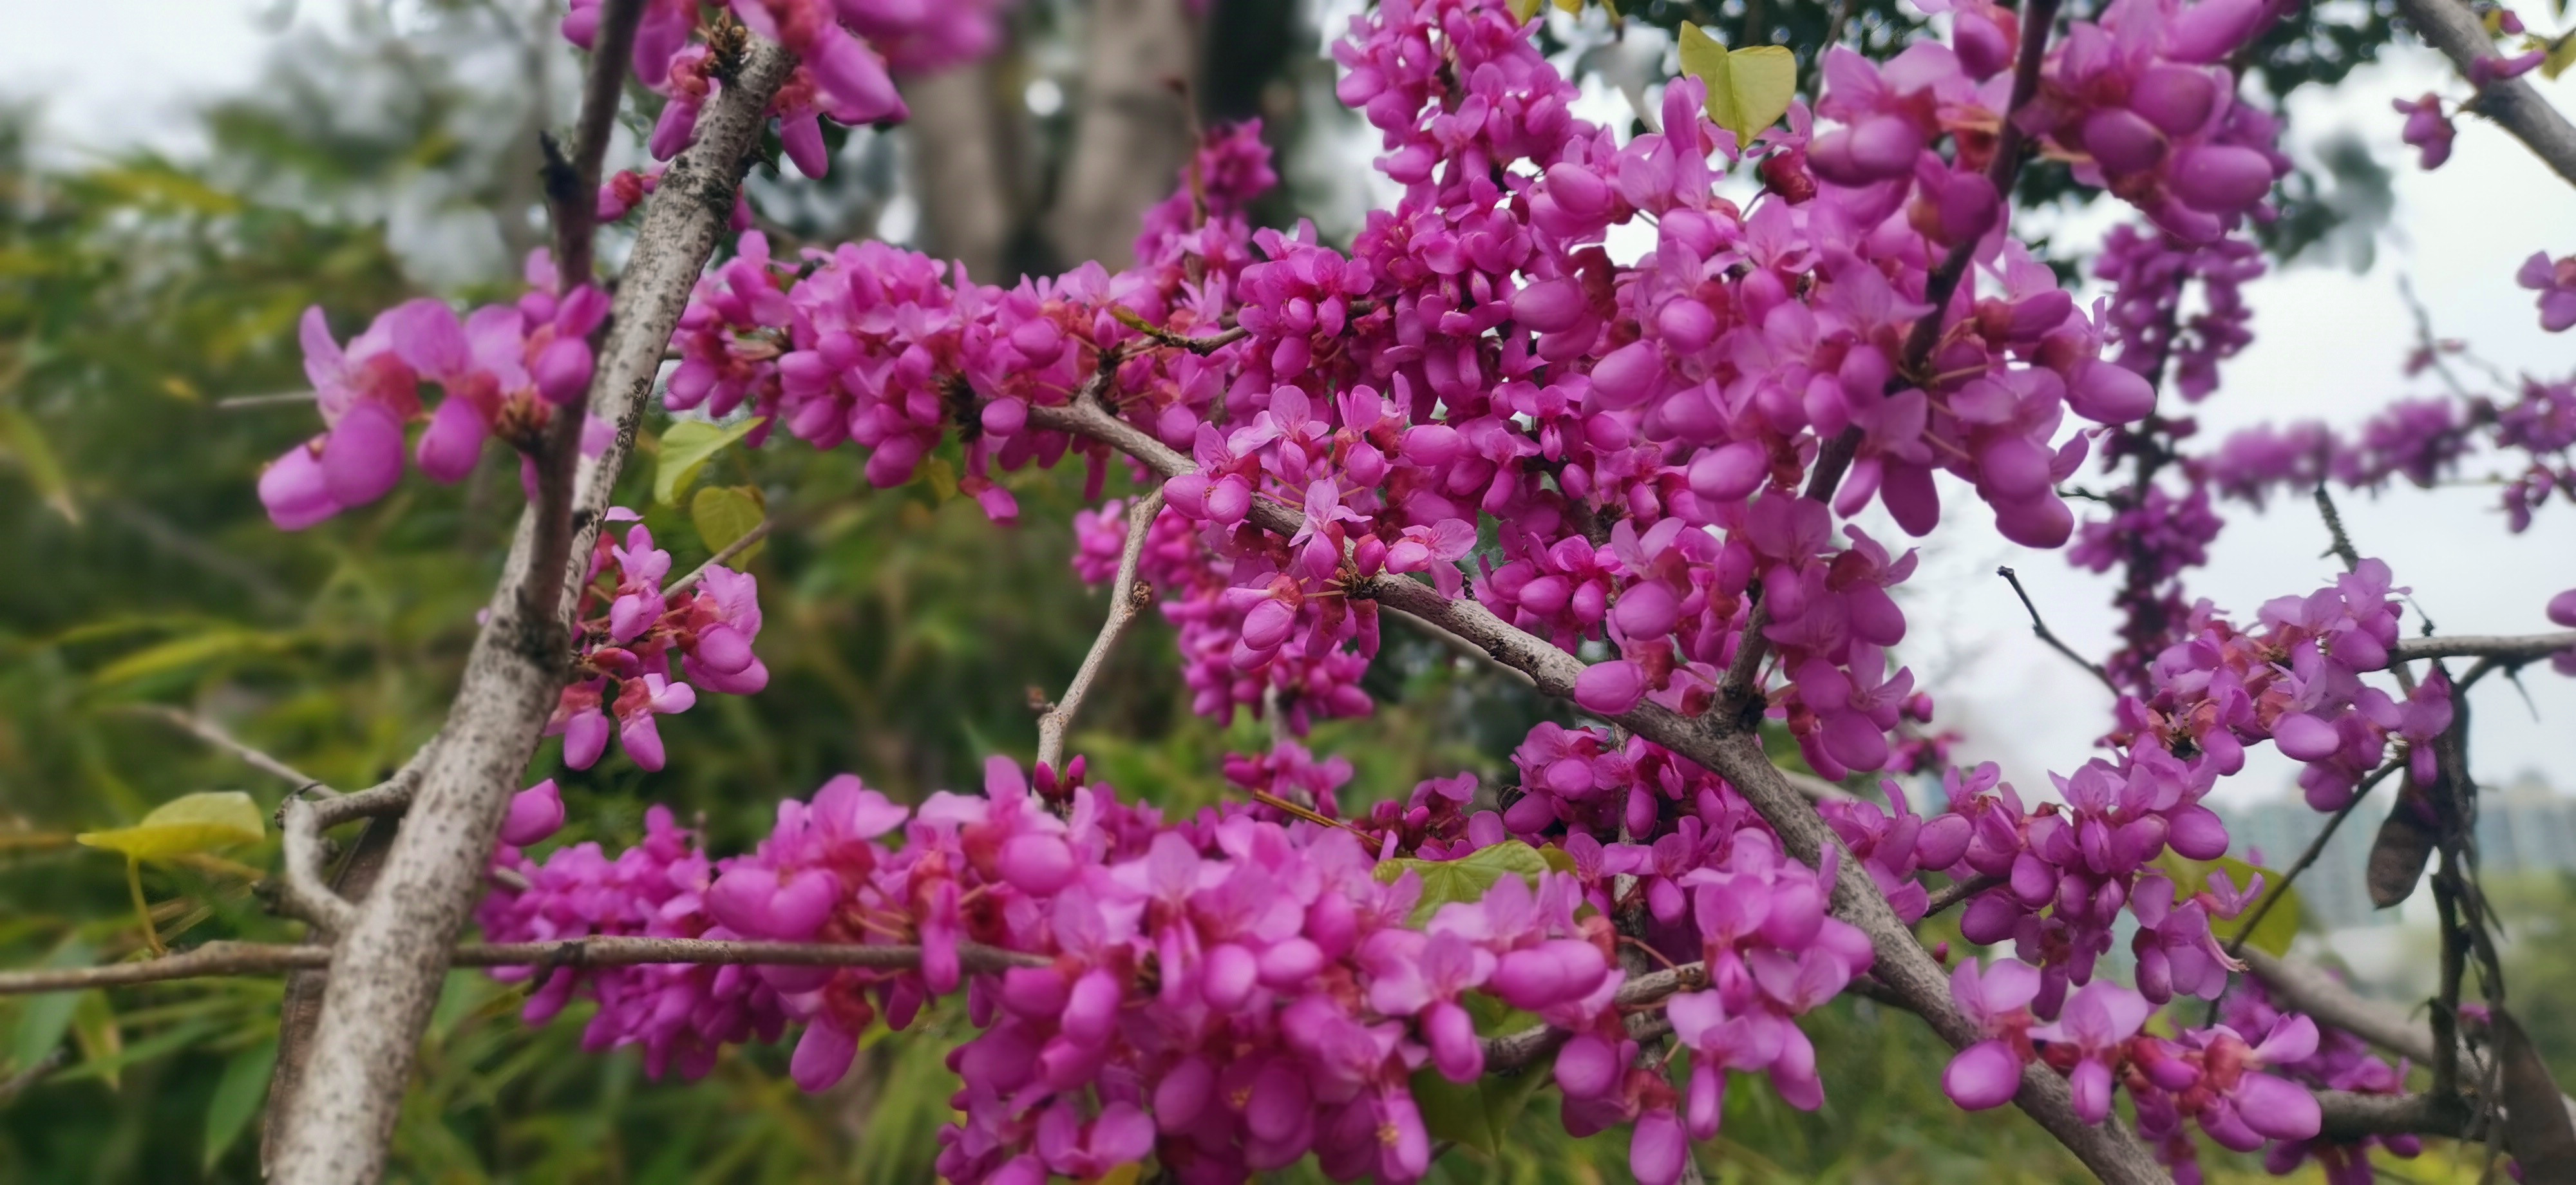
540, 509, 770, 772
259, 253, 609, 529
230, 0, 2515, 1177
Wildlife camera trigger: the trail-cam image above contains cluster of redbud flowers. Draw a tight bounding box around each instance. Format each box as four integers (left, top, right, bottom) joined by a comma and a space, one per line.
252, 0, 2488, 1177
258, 253, 608, 530
539, 509, 770, 773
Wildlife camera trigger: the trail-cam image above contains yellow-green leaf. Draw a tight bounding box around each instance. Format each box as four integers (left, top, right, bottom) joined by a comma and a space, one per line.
689, 484, 766, 564
2545, 33, 2576, 81
654, 416, 766, 506
0, 406, 77, 523
1678, 24, 1798, 148
71, 992, 121, 1091
1375, 840, 1551, 926
1548, 0, 1578, 14
918, 455, 960, 506
89, 629, 289, 688
77, 792, 265, 861
2154, 852, 2302, 958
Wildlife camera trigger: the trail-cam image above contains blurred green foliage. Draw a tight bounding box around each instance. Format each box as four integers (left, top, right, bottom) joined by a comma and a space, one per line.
0, 1, 2557, 1182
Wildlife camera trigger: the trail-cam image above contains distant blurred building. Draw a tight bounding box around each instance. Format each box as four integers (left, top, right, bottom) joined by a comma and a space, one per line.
2217, 772, 2576, 933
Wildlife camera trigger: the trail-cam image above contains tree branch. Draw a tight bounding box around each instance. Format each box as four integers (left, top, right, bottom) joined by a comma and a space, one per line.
267, 30, 792, 1185
274, 797, 357, 935
664, 518, 772, 599
0, 937, 1048, 995
1038, 490, 1164, 773
1925, 872, 2006, 918
1025, 397, 2170, 1182
1997, 566, 2117, 695
2391, 632, 2576, 664
2222, 758, 2403, 957
2393, 0, 2576, 189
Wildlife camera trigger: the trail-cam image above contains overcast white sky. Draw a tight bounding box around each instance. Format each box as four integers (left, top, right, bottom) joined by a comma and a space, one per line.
6, 1, 2570, 806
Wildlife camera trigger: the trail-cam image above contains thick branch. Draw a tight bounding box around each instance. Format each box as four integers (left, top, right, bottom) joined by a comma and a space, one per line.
2315, 1090, 2481, 1141
268, 37, 794, 1185
274, 798, 357, 935
1038, 490, 1165, 772
0, 937, 1046, 995
2393, 0, 2576, 189
2391, 632, 2576, 664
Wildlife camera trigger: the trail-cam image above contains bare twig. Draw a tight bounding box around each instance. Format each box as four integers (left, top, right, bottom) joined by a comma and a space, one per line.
0, 936, 1048, 996
269, 24, 788, 1185
664, 518, 773, 599
1996, 567, 2117, 695
214, 392, 317, 410
2393, 0, 2576, 189
302, 734, 444, 830
1925, 872, 2006, 918
1037, 491, 1165, 773
1382, 603, 1536, 688
124, 705, 330, 794
0, 1048, 65, 1101
2222, 758, 2404, 957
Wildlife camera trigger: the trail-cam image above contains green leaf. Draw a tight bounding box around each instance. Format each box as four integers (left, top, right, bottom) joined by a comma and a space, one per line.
2154, 852, 2302, 957
654, 416, 766, 506
1405, 1054, 1557, 1158
10, 939, 92, 1074
1508, 0, 1544, 21
0, 406, 78, 523
2544, 33, 2576, 81
1408, 1067, 1496, 1155
1375, 840, 1551, 926
688, 484, 766, 564
203, 1038, 278, 1172
1678, 24, 1798, 148
917, 455, 959, 506
70, 991, 121, 1090
89, 629, 287, 688
77, 791, 265, 861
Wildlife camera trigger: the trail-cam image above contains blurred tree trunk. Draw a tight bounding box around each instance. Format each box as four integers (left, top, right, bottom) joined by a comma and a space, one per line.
1045, 0, 1200, 271
906, 63, 1025, 283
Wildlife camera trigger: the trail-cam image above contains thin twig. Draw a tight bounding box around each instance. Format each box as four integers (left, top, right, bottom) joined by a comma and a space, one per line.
1036, 491, 1164, 773
664, 518, 773, 599
214, 392, 316, 410
0, 1048, 65, 1101
2222, 758, 2403, 958
1381, 603, 1536, 688
1925, 873, 2005, 918
0, 936, 1048, 996
124, 705, 331, 795
1996, 567, 2117, 695
2313, 484, 2363, 571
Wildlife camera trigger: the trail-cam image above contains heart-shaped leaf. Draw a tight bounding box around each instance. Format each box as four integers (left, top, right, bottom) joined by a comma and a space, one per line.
1678, 24, 1797, 148
1376, 840, 1552, 926
689, 484, 767, 564
654, 415, 766, 506
77, 791, 265, 861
